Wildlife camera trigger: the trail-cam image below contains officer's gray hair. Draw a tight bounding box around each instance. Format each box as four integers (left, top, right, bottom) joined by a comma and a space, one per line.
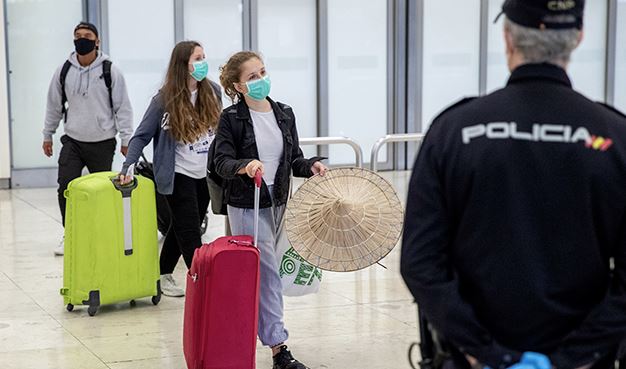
505, 18, 580, 67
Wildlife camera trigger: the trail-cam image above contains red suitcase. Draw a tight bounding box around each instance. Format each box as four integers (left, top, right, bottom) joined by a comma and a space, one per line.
183, 173, 262, 369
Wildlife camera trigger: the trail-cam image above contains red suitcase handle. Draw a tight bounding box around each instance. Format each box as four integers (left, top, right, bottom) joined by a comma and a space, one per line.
253, 170, 262, 246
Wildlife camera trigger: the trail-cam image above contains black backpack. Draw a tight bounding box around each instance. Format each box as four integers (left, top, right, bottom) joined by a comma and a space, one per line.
59, 59, 113, 122
206, 117, 244, 216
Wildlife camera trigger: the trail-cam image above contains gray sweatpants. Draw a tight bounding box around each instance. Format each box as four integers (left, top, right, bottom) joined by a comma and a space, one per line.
227, 186, 289, 347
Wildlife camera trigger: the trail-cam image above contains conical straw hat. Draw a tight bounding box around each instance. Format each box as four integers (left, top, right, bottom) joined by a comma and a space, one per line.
284, 167, 404, 272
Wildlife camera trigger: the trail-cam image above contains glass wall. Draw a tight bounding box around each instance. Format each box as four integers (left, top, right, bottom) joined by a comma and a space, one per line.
184, 0, 243, 108
328, 0, 388, 165
0, 2, 8, 180
4, 0, 623, 181
258, 0, 317, 158
487, 0, 607, 101
107, 0, 175, 164
422, 0, 481, 130
568, 0, 607, 101
486, 0, 509, 93
7, 0, 83, 169
615, 0, 626, 112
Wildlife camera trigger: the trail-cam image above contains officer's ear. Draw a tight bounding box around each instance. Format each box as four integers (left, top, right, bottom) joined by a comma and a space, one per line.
504, 26, 514, 57
575, 30, 584, 48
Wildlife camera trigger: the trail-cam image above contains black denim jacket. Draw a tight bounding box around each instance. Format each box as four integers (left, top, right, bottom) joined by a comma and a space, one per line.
213, 97, 324, 209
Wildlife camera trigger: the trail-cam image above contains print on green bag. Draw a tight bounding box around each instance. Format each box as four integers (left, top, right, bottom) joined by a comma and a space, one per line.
279, 247, 323, 286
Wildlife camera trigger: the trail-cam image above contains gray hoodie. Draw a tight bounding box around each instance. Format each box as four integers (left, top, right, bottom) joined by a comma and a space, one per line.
43, 51, 133, 146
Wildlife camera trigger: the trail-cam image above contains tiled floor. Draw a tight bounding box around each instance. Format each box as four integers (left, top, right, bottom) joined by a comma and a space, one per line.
0, 171, 420, 369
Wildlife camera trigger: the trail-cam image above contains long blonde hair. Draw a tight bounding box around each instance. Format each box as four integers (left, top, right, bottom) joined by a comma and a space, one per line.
161, 41, 221, 143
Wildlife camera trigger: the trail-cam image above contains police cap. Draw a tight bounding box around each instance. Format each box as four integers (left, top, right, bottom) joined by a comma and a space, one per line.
495, 0, 585, 30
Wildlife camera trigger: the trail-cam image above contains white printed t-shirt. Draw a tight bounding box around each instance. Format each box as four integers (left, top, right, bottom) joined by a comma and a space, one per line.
174, 90, 214, 179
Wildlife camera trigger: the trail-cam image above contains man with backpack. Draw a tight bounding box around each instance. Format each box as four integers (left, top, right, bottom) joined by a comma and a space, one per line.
43, 22, 133, 256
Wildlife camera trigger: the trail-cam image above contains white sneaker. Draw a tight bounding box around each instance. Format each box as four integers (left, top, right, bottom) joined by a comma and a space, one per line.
54, 237, 64, 256
160, 274, 185, 297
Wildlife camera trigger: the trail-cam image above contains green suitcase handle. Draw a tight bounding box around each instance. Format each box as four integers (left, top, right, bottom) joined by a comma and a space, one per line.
64, 189, 89, 201
110, 176, 137, 256
110, 176, 138, 198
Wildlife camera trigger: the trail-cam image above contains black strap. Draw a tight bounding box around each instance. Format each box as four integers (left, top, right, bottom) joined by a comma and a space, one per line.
59, 60, 72, 122
101, 60, 113, 110
59, 59, 114, 123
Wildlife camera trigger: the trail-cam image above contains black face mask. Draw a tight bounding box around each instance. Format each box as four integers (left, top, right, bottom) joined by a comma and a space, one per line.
74, 38, 96, 56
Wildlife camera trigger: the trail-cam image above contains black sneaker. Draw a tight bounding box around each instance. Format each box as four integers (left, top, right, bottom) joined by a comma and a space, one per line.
272, 345, 309, 369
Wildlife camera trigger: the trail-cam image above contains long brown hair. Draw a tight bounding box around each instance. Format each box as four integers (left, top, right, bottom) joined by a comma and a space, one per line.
219, 51, 263, 103
161, 41, 221, 143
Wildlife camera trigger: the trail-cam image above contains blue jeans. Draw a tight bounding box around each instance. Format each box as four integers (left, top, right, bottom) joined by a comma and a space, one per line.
227, 186, 289, 346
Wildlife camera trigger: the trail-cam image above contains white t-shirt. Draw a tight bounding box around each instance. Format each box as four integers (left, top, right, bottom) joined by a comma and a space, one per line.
174, 90, 213, 179
250, 109, 284, 186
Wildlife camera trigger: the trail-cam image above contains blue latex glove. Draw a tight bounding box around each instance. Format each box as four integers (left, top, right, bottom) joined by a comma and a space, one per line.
507, 352, 552, 369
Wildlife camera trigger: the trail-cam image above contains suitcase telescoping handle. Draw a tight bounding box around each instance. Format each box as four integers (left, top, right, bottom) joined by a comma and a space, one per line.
253, 170, 262, 246
110, 177, 138, 256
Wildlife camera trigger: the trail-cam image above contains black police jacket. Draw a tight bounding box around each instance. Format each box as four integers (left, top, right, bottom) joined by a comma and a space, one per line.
401, 63, 626, 369
213, 97, 324, 209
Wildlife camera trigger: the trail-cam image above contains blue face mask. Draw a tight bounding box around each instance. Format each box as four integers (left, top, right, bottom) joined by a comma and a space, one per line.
190, 60, 208, 81
245, 75, 271, 100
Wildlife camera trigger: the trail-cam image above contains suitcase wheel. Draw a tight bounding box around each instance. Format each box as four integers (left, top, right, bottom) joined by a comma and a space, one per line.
87, 305, 98, 317
130, 300, 137, 307
152, 280, 162, 305
82, 291, 100, 317
66, 304, 74, 312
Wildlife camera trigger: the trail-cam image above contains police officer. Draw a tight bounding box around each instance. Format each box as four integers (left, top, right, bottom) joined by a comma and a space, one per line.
401, 1, 626, 369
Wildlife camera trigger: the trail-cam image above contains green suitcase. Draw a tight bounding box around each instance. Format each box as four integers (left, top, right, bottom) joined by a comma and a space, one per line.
60, 171, 161, 316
